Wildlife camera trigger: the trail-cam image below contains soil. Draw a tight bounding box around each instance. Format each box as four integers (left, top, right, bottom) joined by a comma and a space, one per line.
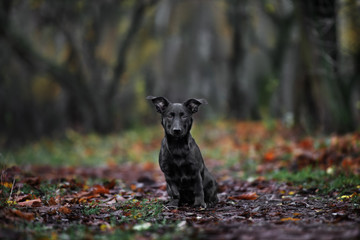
1, 165, 359, 240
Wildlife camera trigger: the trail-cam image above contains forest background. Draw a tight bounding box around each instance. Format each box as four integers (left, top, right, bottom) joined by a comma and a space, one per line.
1, 0, 360, 147
1, 1, 360, 239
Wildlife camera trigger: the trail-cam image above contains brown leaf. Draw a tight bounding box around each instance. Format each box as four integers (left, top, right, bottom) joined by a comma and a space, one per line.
15, 194, 33, 202
298, 138, 313, 150
143, 162, 156, 171
17, 198, 42, 207
47, 197, 57, 206
104, 179, 116, 190
59, 206, 72, 214
92, 185, 109, 194
11, 209, 35, 221
228, 192, 259, 200
24, 177, 41, 186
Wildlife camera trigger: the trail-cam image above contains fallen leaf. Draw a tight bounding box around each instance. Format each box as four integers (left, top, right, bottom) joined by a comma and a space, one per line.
1, 182, 13, 188
93, 184, 110, 194
59, 206, 72, 214
47, 197, 57, 206
17, 198, 42, 207
281, 217, 300, 222
104, 179, 116, 190
15, 194, 33, 202
11, 209, 35, 221
24, 177, 41, 186
228, 192, 259, 200
264, 151, 276, 162
298, 138, 313, 150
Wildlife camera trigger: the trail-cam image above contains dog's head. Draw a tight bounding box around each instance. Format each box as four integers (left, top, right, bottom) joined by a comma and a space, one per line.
147, 96, 207, 138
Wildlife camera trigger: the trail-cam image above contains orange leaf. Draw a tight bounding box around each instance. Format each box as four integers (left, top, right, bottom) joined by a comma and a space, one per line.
281, 217, 300, 221
228, 192, 259, 200
59, 206, 72, 214
17, 198, 41, 207
11, 209, 34, 221
264, 151, 275, 162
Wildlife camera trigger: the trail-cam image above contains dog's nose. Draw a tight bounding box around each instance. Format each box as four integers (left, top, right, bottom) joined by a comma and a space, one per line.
173, 128, 181, 135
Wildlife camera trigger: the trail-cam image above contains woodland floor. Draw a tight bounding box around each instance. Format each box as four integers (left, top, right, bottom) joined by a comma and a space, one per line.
1, 121, 360, 239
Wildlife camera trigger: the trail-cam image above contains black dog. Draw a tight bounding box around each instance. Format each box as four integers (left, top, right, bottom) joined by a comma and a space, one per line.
147, 96, 218, 208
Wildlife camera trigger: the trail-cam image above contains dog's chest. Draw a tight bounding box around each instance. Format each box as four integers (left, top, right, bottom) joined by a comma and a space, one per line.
169, 159, 196, 185
161, 153, 197, 184
160, 137, 200, 184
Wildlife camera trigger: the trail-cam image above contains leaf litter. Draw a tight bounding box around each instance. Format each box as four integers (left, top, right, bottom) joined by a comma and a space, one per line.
1, 122, 360, 239
0, 164, 359, 240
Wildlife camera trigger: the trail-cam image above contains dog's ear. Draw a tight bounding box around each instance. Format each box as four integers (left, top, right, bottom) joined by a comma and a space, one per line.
146, 96, 170, 114
184, 98, 208, 114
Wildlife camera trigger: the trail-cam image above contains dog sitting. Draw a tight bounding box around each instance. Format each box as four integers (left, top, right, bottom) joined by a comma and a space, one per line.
147, 96, 218, 208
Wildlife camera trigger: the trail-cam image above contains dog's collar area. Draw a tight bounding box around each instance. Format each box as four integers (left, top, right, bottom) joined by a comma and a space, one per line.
164, 134, 191, 157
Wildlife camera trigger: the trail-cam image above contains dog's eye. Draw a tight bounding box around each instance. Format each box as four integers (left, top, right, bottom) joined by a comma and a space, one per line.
180, 113, 187, 119
167, 113, 174, 119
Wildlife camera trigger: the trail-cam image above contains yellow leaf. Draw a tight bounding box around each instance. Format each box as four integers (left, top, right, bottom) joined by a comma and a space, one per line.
50, 232, 58, 240
100, 224, 110, 231
2, 182, 13, 188
6, 200, 17, 206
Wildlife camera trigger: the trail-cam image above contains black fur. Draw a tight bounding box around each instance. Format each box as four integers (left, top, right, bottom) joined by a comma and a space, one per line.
147, 96, 218, 208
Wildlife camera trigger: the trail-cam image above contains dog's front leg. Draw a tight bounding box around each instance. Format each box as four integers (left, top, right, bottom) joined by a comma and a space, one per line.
166, 178, 180, 206
193, 172, 206, 208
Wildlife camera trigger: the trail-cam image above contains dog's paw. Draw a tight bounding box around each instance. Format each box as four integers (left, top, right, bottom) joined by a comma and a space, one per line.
167, 199, 179, 207
194, 201, 206, 209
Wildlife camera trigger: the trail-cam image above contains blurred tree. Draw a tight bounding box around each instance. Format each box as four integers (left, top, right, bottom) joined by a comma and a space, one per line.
226, 0, 247, 119
1, 0, 359, 147
0, 0, 158, 144
337, 0, 360, 128
293, 0, 356, 133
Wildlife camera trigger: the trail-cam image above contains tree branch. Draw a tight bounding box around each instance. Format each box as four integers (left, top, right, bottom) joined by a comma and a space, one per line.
107, 0, 158, 102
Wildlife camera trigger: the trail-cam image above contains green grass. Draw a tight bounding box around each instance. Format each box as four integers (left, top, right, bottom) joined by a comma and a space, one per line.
82, 202, 102, 215
116, 199, 164, 223
268, 167, 360, 199
2, 126, 162, 166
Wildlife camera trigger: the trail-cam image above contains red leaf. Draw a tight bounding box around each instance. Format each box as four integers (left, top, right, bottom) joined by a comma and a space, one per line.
298, 138, 313, 150
92, 185, 109, 194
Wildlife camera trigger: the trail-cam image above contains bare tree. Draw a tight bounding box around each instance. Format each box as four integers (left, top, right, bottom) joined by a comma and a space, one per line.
0, 0, 158, 135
